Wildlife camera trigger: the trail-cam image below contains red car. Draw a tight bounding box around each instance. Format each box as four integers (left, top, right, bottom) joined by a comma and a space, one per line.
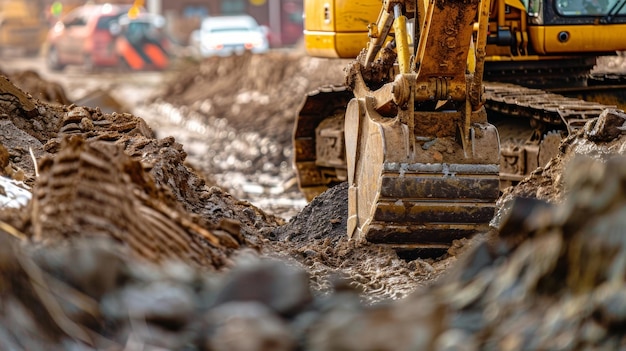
45, 4, 137, 71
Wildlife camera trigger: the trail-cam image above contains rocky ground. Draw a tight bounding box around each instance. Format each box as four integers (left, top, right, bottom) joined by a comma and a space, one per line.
1, 50, 626, 350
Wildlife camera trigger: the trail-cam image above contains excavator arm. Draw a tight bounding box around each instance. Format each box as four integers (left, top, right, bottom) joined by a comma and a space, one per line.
295, 0, 500, 254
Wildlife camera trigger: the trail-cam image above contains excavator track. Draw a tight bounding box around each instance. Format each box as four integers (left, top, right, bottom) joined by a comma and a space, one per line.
485, 82, 614, 132
589, 72, 626, 87
295, 79, 626, 195
483, 81, 624, 186
293, 85, 352, 201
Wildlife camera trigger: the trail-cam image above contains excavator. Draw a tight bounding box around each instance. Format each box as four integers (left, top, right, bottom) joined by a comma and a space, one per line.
295, 0, 500, 253
293, 0, 626, 253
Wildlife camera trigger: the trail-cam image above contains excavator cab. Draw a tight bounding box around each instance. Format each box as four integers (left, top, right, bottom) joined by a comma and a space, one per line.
301, 0, 626, 84
484, 0, 626, 86
295, 0, 501, 253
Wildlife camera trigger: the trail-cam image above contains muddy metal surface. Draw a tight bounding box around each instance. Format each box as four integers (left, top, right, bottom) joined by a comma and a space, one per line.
1, 52, 626, 350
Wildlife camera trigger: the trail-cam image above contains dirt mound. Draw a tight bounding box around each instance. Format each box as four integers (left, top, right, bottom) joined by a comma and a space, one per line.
158, 51, 348, 166
0, 77, 282, 270
266, 182, 469, 302
1, 70, 70, 105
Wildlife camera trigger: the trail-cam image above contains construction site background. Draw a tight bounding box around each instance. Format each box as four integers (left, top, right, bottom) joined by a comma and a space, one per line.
1, 0, 303, 56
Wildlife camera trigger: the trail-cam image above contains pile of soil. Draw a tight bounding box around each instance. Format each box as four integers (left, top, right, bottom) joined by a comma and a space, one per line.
0, 76, 281, 269
1, 69, 70, 106
160, 51, 347, 145
1, 50, 626, 350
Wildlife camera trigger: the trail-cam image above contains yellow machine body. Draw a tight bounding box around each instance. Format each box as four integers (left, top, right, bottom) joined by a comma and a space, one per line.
303, 0, 378, 58
304, 0, 626, 59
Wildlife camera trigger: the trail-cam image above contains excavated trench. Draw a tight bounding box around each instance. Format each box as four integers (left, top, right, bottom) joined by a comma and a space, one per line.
1, 51, 626, 350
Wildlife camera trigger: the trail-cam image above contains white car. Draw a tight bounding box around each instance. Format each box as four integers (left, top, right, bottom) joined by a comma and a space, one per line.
191, 15, 269, 57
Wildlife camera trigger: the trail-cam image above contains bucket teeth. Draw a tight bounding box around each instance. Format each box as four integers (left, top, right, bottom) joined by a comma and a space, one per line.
365, 163, 500, 248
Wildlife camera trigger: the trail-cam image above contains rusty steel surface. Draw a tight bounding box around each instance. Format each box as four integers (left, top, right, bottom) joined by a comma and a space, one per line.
293, 88, 500, 251
342, 91, 500, 251
366, 163, 500, 245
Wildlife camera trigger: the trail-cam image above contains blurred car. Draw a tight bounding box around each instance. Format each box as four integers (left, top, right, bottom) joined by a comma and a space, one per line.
191, 15, 269, 57
45, 3, 140, 71
113, 13, 170, 70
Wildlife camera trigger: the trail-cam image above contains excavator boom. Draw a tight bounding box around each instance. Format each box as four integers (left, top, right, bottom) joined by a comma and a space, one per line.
295, 0, 500, 253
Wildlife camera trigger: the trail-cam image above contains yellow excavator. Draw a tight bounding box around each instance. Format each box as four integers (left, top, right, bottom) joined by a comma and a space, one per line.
295, 0, 500, 253
294, 0, 626, 252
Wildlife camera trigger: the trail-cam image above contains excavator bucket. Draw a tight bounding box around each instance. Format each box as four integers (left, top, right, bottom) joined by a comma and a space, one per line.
341, 0, 499, 252
344, 98, 500, 252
